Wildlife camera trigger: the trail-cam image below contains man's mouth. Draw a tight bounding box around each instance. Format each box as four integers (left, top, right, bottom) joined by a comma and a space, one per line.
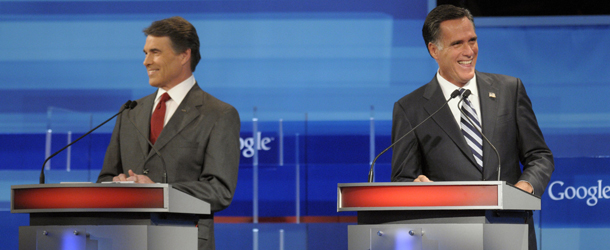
148, 69, 159, 76
458, 60, 472, 65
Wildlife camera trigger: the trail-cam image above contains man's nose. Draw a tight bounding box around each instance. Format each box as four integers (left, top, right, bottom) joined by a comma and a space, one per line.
463, 44, 475, 57
143, 54, 152, 66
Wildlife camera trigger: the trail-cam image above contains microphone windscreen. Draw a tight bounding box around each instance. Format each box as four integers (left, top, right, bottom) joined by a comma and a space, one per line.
450, 89, 461, 99
123, 100, 132, 109
129, 101, 138, 109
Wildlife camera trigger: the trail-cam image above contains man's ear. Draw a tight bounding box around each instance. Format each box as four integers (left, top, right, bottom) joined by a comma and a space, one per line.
428, 42, 439, 60
180, 48, 192, 66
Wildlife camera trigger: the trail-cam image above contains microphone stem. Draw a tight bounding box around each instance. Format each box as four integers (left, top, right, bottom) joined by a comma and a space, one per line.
40, 103, 131, 184
368, 90, 461, 183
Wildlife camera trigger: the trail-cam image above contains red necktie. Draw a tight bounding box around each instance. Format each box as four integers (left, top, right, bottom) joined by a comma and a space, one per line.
150, 93, 171, 144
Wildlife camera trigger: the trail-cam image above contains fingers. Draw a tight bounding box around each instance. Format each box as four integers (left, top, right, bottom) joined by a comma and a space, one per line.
136, 175, 154, 184
413, 175, 432, 182
113, 173, 127, 182
515, 181, 534, 194
113, 170, 154, 183
125, 170, 137, 182
113, 170, 137, 182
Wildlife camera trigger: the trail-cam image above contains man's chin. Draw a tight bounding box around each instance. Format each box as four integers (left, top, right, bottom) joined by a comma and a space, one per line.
460, 71, 475, 81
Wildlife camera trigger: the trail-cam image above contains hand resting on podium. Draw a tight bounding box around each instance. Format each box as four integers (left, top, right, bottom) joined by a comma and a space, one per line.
112, 169, 155, 184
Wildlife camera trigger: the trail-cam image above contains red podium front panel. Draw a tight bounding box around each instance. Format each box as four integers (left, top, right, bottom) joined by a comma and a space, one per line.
13, 186, 164, 210
10, 183, 176, 213
338, 181, 540, 211
340, 184, 498, 208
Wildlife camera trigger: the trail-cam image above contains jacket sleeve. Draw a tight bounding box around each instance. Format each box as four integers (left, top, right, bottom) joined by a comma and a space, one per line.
96, 107, 124, 183
515, 79, 554, 196
171, 106, 241, 212
391, 101, 422, 182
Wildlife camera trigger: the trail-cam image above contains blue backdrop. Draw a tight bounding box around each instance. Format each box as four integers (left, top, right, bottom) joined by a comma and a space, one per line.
1, 1, 610, 249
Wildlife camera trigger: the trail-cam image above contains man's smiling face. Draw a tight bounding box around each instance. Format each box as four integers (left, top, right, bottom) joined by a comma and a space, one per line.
143, 35, 186, 90
429, 17, 478, 87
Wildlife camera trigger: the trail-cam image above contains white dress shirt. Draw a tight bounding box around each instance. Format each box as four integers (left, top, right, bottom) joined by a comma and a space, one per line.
436, 71, 482, 128
151, 75, 196, 126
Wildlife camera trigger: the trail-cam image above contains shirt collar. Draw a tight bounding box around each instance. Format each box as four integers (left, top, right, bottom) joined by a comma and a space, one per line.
154, 75, 196, 106
436, 69, 478, 101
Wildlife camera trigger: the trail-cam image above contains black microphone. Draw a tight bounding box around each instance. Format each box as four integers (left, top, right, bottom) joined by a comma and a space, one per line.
40, 100, 135, 184
124, 101, 168, 184
458, 90, 502, 181
368, 89, 461, 182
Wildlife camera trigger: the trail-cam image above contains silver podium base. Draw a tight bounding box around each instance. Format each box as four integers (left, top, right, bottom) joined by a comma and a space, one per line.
19, 225, 197, 250
348, 223, 527, 250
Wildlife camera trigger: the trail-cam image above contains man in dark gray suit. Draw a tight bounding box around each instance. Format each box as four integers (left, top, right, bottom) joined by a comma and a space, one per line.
391, 5, 553, 250
97, 16, 240, 250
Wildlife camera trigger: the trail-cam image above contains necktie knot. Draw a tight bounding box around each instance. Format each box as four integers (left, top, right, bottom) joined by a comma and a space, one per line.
459, 88, 474, 107
459, 88, 470, 100
157, 93, 171, 109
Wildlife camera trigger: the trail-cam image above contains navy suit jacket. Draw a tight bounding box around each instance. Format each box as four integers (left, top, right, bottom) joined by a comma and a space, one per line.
391, 71, 554, 196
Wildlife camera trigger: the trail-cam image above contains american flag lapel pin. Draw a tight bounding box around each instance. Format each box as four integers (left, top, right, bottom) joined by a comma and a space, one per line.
489, 92, 496, 99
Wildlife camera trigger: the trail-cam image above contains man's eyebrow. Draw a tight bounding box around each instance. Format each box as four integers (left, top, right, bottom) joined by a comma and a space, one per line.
144, 48, 161, 53
451, 40, 463, 46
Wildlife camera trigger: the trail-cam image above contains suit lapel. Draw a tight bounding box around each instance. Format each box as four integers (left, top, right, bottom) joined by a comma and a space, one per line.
423, 78, 480, 171
476, 72, 500, 177
134, 94, 155, 159
151, 84, 203, 152
477, 72, 499, 142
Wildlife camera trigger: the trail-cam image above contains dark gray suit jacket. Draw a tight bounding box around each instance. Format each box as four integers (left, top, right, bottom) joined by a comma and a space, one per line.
391, 71, 554, 196
97, 83, 240, 249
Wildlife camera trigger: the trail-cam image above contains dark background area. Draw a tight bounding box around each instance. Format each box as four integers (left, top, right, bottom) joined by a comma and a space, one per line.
438, 0, 610, 16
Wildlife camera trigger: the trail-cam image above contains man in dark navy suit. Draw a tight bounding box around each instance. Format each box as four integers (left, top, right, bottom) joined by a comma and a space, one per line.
391, 5, 554, 250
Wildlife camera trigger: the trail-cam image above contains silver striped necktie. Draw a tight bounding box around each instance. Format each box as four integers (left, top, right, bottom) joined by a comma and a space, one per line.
460, 88, 483, 169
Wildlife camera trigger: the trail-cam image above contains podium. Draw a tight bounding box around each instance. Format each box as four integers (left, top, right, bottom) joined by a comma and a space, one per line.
337, 181, 540, 250
11, 183, 210, 250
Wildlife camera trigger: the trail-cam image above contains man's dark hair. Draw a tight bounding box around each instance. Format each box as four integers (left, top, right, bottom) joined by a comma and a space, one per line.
143, 16, 201, 72
422, 5, 474, 55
